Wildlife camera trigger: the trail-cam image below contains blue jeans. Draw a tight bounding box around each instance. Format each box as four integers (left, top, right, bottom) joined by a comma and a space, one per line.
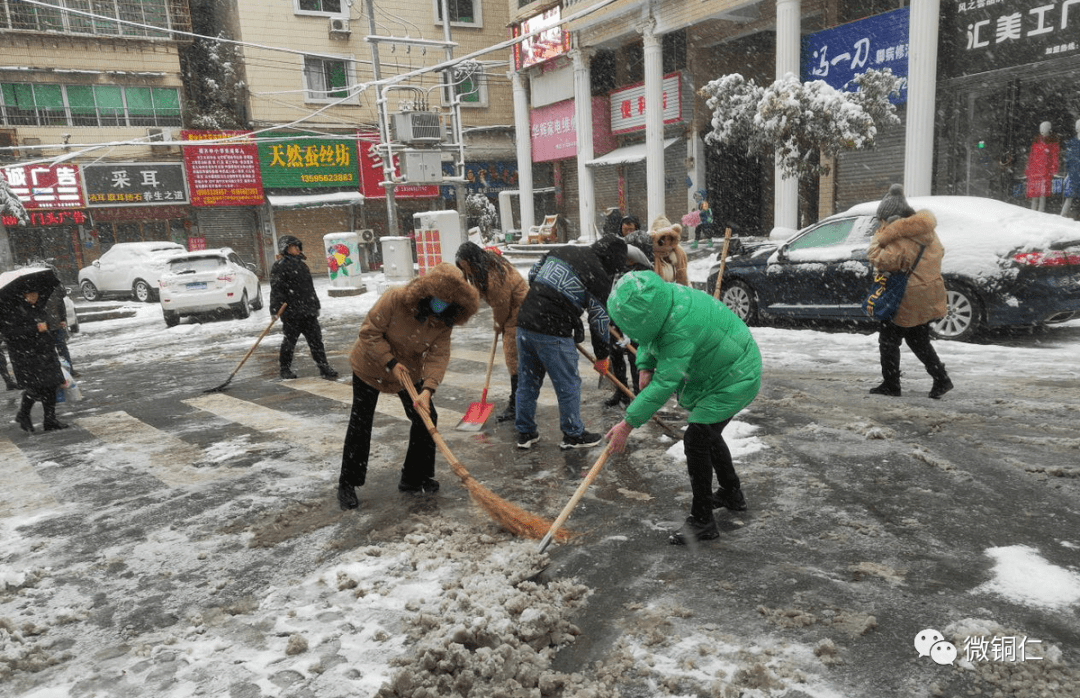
515, 327, 584, 437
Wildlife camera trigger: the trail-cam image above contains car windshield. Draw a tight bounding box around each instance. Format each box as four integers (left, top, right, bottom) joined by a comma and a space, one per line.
169, 257, 225, 274
787, 219, 857, 252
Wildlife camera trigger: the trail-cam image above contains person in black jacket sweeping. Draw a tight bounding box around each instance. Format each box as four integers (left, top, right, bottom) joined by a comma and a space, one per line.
514, 236, 627, 450
270, 235, 338, 380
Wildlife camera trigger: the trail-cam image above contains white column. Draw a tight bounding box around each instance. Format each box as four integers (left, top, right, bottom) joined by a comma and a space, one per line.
904, 0, 940, 196
643, 22, 665, 227
511, 70, 535, 236
573, 49, 596, 241
774, 0, 801, 231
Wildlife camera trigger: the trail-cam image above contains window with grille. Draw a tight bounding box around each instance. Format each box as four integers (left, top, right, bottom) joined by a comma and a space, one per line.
295, 0, 343, 15
434, 0, 481, 28
0, 83, 181, 127
303, 57, 352, 102
0, 0, 181, 37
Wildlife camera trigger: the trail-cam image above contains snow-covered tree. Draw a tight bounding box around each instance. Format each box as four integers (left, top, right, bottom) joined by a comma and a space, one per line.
700, 69, 902, 178
466, 193, 498, 240
0, 175, 28, 226
180, 31, 248, 130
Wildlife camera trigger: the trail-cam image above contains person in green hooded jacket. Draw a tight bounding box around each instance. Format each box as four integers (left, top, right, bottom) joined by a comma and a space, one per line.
604, 270, 762, 545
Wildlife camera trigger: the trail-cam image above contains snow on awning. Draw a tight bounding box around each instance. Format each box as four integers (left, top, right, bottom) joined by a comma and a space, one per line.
586, 138, 679, 167
266, 192, 364, 209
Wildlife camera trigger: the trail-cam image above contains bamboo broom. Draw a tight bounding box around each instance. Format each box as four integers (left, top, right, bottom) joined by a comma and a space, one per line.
403, 381, 572, 543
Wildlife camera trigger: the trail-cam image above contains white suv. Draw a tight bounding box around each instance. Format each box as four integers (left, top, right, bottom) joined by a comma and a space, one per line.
78, 241, 187, 302
158, 248, 263, 327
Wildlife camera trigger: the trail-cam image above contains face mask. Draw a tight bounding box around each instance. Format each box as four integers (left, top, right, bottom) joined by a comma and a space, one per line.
430, 298, 450, 314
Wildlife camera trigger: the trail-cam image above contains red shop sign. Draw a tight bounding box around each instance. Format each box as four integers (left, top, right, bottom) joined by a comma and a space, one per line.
356, 131, 439, 199
1, 163, 86, 209
181, 130, 264, 207
2, 209, 88, 227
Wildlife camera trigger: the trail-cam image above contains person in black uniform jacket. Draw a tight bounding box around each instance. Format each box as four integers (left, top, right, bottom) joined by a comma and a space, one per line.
270, 235, 339, 380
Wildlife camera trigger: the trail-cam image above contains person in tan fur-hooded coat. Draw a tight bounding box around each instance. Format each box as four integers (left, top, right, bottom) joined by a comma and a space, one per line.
650, 216, 689, 286
866, 184, 953, 400
337, 263, 479, 511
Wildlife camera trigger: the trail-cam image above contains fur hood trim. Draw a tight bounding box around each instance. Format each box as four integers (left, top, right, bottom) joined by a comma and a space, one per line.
875, 209, 938, 247
651, 225, 683, 251
401, 263, 480, 326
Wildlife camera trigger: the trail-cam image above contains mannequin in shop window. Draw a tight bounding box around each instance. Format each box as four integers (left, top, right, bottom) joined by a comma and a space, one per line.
1025, 120, 1059, 212
1062, 119, 1080, 217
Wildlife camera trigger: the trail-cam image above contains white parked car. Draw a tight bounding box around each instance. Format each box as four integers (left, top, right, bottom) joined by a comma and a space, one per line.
158, 248, 263, 327
78, 241, 187, 303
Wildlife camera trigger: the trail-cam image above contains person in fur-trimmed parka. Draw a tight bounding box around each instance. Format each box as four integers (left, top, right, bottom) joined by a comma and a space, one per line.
866, 184, 952, 399
337, 263, 480, 510
650, 217, 689, 286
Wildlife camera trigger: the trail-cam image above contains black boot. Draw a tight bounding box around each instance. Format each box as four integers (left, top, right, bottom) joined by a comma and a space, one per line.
669, 515, 720, 545
318, 364, 339, 380
42, 393, 68, 431
928, 364, 953, 399
280, 366, 298, 380
337, 480, 359, 510
16, 394, 34, 433
496, 374, 518, 423
604, 391, 630, 407
870, 340, 902, 396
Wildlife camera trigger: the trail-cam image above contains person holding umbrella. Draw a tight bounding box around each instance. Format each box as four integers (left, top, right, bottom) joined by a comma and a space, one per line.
336, 263, 479, 510
0, 268, 69, 432
454, 241, 528, 423
603, 270, 762, 546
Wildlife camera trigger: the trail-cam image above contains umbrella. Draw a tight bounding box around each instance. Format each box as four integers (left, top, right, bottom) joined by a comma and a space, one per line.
0, 267, 61, 306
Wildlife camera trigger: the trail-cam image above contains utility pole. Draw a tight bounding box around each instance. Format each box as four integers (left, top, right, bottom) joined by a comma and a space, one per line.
365, 0, 398, 236
440, 0, 468, 238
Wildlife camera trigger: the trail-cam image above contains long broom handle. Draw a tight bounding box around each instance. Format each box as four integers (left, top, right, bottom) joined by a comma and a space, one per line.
712, 227, 733, 299
479, 331, 499, 405
226, 303, 286, 381
538, 443, 613, 554
403, 379, 468, 477
577, 344, 683, 442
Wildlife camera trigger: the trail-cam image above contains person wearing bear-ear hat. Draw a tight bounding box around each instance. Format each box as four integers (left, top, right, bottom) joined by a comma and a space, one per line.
650, 216, 689, 286
866, 184, 952, 399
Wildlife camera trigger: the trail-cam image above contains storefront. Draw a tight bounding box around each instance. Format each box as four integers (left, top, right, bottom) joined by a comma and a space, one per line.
1, 163, 88, 282
935, 0, 1080, 213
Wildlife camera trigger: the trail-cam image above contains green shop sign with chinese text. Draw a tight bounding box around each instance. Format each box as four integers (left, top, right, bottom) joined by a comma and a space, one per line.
257, 134, 359, 189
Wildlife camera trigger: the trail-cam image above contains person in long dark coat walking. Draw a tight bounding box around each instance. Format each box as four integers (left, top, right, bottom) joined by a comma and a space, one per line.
1, 287, 68, 432
270, 235, 339, 380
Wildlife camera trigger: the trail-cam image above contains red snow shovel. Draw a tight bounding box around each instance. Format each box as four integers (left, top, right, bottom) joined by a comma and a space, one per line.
456, 332, 499, 431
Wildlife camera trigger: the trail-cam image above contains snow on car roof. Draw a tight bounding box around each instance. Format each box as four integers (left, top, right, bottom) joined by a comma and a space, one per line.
841, 195, 1080, 280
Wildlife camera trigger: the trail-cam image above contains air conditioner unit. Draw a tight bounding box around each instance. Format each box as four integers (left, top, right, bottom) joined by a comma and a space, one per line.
359, 229, 376, 244
329, 17, 350, 36
391, 112, 443, 144
147, 128, 174, 154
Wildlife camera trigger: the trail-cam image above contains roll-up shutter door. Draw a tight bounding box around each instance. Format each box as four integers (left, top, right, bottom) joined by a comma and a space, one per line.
272, 207, 351, 276
836, 111, 907, 212
195, 207, 259, 266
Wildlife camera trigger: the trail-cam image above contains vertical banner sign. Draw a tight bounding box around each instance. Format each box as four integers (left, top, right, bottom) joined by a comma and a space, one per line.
609, 73, 683, 135
82, 163, 188, 206
356, 132, 439, 199
1, 163, 85, 208
940, 0, 1080, 78
257, 133, 359, 189
801, 7, 910, 104
181, 130, 264, 207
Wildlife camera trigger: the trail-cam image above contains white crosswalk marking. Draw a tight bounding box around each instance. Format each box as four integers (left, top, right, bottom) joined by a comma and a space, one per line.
183, 393, 341, 465
0, 439, 57, 517
76, 413, 225, 487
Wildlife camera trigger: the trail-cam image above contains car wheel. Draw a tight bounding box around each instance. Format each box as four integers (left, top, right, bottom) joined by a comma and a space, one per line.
930, 284, 982, 342
251, 283, 264, 311
721, 280, 758, 325
133, 279, 154, 303
163, 310, 180, 328
233, 291, 251, 320
80, 280, 100, 302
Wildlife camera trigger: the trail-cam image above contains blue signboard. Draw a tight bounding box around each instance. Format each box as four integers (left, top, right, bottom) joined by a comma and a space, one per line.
801, 7, 910, 104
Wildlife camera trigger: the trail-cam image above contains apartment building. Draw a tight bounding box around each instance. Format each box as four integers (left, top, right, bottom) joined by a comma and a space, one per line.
0, 0, 193, 281
202, 0, 518, 271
